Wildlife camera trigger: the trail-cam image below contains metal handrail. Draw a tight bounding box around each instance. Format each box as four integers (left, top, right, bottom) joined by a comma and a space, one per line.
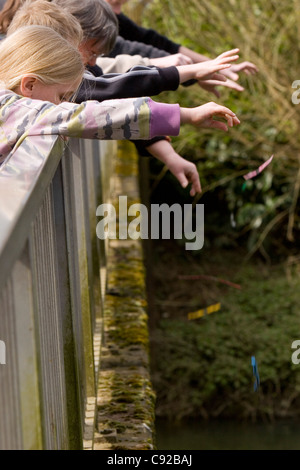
0, 135, 63, 289
0, 135, 115, 449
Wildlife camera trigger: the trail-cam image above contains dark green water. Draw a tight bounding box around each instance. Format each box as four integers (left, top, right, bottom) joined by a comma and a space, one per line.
156, 418, 300, 450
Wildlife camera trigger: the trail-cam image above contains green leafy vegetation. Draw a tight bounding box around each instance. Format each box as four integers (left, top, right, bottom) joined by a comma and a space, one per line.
140, 0, 300, 255
150, 242, 300, 422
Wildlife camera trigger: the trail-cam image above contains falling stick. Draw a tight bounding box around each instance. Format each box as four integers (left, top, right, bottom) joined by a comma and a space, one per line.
243, 155, 274, 180
251, 356, 260, 392
230, 212, 237, 228
188, 302, 221, 320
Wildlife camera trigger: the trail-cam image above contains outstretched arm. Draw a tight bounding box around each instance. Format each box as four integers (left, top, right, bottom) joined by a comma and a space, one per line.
78, 65, 180, 102
0, 92, 240, 161
84, 51, 241, 104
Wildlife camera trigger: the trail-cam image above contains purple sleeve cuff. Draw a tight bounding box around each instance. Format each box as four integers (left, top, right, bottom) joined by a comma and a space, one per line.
148, 99, 180, 138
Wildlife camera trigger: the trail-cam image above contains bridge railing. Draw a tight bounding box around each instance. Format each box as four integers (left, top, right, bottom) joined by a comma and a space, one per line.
0, 135, 116, 450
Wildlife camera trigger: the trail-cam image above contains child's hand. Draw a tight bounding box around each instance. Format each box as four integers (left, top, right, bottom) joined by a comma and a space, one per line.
193, 48, 240, 81
221, 61, 259, 81
145, 139, 201, 196
167, 156, 201, 196
177, 49, 240, 86
197, 60, 258, 96
180, 101, 240, 131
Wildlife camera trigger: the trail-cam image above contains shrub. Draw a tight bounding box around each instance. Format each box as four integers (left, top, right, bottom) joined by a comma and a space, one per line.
140, 0, 300, 255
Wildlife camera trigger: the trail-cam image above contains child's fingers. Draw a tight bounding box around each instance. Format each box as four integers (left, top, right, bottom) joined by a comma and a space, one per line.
176, 172, 189, 189
232, 116, 241, 125
223, 112, 240, 125
179, 167, 202, 195
207, 59, 239, 72
224, 114, 241, 127
195, 60, 239, 80
204, 111, 240, 130
220, 113, 240, 127
216, 48, 239, 60
223, 70, 239, 81
190, 172, 202, 194
209, 60, 239, 74
208, 120, 229, 132
187, 172, 201, 196
213, 116, 240, 130
207, 103, 238, 118
196, 63, 235, 80
168, 162, 200, 193
195, 63, 230, 77
212, 64, 232, 72
197, 81, 221, 98
217, 55, 240, 65
199, 78, 244, 92
211, 88, 221, 99
236, 61, 259, 73
223, 113, 241, 127
206, 72, 227, 82
225, 114, 233, 127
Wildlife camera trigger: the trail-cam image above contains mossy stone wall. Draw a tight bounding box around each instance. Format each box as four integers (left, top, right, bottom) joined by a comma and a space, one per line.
94, 142, 156, 450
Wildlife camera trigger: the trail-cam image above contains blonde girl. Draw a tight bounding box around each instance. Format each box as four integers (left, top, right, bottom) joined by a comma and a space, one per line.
0, 24, 84, 100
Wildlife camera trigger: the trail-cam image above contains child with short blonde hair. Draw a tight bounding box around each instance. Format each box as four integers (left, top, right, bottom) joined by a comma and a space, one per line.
0, 24, 84, 92
7, 0, 83, 46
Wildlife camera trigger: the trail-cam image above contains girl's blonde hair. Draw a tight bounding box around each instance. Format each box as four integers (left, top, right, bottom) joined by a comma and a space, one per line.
0, 25, 84, 91
7, 0, 83, 47
0, 0, 25, 34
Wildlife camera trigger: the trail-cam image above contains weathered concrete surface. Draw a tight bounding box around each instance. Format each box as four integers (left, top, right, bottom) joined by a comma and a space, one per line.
94, 142, 156, 450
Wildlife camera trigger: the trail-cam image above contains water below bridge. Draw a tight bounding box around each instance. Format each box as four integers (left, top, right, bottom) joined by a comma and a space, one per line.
156, 418, 300, 450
